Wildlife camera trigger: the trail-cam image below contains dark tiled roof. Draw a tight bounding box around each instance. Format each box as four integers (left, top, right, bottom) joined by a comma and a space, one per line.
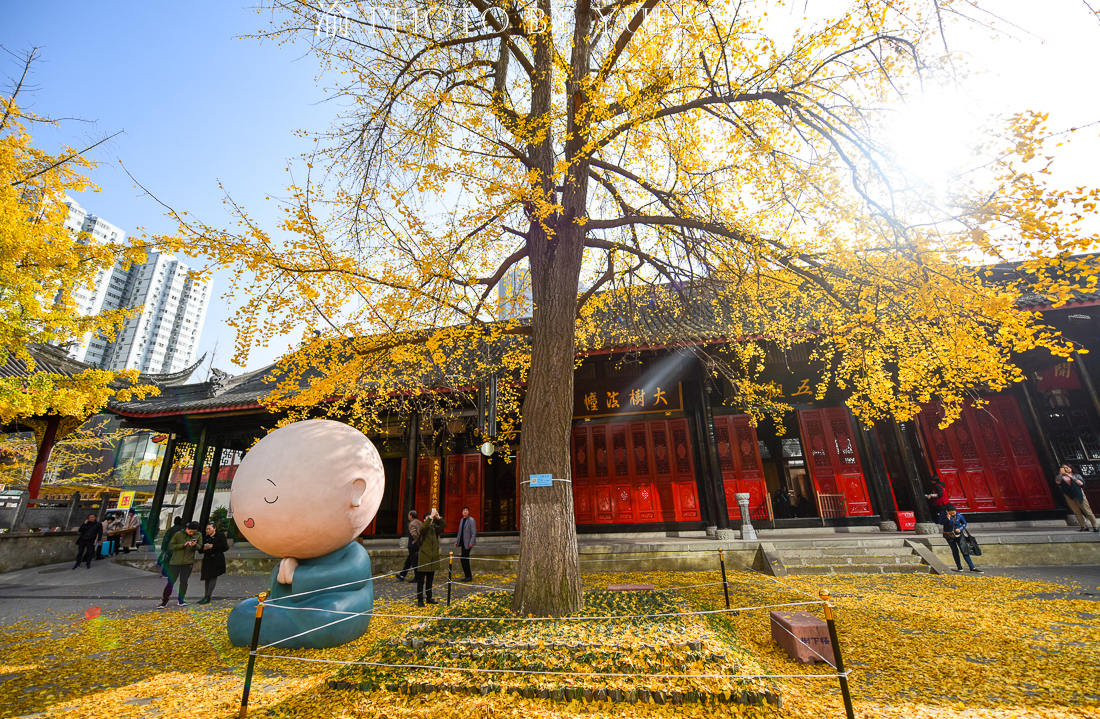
1016, 290, 1100, 309
0, 343, 206, 386
984, 253, 1100, 309
0, 343, 86, 379
109, 364, 274, 416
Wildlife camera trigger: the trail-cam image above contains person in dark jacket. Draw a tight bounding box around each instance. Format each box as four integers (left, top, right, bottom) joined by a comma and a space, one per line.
415, 509, 445, 607
1055, 464, 1098, 532
73, 514, 103, 570
197, 522, 229, 604
396, 510, 422, 581
925, 474, 950, 521
454, 506, 477, 582
942, 505, 984, 573
159, 521, 201, 607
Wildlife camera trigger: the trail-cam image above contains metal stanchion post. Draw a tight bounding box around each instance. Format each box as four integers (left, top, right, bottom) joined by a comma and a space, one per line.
819, 590, 855, 719
239, 599, 266, 718
447, 552, 454, 607
718, 548, 730, 609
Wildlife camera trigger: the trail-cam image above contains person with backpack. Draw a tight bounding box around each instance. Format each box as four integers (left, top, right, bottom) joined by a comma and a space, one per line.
158, 521, 201, 607
158, 516, 184, 575
942, 504, 984, 573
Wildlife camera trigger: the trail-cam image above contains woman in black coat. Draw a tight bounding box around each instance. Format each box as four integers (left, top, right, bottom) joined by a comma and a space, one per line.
197, 522, 229, 604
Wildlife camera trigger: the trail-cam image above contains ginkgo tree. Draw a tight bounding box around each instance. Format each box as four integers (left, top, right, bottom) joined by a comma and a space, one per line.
1, 50, 157, 438
165, 0, 1099, 614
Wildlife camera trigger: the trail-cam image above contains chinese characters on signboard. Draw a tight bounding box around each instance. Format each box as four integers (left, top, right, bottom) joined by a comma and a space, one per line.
766, 378, 816, 401
573, 382, 683, 417
572, 372, 822, 418
1033, 362, 1081, 391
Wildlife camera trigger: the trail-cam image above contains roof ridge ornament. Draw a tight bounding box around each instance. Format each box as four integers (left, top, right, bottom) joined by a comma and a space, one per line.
207, 367, 233, 397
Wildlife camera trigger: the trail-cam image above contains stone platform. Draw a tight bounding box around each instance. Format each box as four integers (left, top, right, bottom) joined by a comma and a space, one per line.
104, 524, 1100, 578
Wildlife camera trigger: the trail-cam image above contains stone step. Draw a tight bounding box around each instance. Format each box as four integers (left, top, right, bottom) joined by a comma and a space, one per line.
767, 538, 909, 550
785, 563, 932, 575
776, 546, 914, 558
784, 554, 924, 566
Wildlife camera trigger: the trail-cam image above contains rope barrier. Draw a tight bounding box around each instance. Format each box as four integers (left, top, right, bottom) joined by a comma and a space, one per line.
644, 580, 729, 593
434, 579, 729, 595
441, 580, 515, 593
465, 554, 745, 564
259, 598, 825, 623
252, 652, 852, 681
260, 608, 373, 649
578, 554, 706, 563
264, 559, 441, 605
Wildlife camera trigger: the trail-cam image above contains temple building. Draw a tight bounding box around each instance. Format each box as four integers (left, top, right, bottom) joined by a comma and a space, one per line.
106, 280, 1100, 541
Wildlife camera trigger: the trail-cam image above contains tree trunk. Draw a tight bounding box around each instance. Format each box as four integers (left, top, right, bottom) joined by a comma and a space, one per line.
512, 219, 586, 616
510, 0, 594, 617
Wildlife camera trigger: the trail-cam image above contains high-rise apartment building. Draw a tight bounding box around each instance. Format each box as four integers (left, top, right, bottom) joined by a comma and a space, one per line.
59, 198, 211, 374
101, 251, 211, 374
498, 263, 533, 320
496, 261, 593, 321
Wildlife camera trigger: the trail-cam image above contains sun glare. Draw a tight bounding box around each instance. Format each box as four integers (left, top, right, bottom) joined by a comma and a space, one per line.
885, 91, 981, 191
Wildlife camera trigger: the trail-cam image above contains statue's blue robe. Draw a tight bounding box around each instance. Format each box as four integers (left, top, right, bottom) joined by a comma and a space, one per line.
228, 540, 374, 649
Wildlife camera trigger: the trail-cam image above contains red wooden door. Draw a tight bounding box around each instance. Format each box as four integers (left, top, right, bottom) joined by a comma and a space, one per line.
918, 397, 1055, 512
797, 408, 873, 516
445, 453, 483, 529
396, 457, 437, 534
570, 419, 700, 524
991, 397, 1055, 509
712, 415, 768, 521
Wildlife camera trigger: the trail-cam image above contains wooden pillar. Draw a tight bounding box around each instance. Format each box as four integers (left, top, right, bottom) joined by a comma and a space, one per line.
684, 379, 717, 528
149, 433, 177, 541
27, 415, 61, 500
198, 444, 225, 529
9, 493, 29, 532
698, 379, 731, 529
63, 492, 82, 530
402, 412, 420, 534
852, 417, 896, 525
1018, 382, 1061, 475
182, 427, 209, 523
1075, 351, 1100, 423
893, 420, 933, 525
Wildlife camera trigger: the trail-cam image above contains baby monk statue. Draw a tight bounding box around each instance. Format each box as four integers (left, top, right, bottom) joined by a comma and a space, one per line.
227, 419, 384, 649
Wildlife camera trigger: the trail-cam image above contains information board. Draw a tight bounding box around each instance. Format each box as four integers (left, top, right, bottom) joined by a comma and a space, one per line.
529, 474, 553, 487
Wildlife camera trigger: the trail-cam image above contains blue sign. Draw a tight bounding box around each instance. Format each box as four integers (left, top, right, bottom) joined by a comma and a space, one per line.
529, 474, 553, 487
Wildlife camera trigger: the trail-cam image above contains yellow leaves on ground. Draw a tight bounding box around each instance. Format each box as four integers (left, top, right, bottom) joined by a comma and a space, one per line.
1, 569, 1097, 718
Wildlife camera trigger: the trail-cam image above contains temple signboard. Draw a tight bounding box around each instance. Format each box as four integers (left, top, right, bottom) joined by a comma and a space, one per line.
573, 381, 684, 418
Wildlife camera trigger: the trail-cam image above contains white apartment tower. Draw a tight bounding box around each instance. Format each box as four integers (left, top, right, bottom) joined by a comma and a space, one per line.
60, 198, 211, 374
498, 262, 533, 320
102, 251, 210, 374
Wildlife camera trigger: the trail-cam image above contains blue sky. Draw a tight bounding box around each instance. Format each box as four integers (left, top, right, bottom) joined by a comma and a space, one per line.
3, 1, 1099, 376
1, 0, 333, 375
